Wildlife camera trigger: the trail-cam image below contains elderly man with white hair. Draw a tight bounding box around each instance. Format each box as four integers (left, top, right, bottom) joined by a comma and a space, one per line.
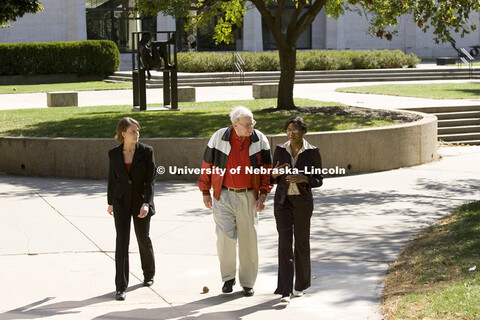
198, 106, 273, 297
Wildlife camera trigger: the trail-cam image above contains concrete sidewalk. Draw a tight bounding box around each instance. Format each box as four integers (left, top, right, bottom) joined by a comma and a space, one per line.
1, 145, 479, 320
1, 73, 480, 319
1, 79, 480, 111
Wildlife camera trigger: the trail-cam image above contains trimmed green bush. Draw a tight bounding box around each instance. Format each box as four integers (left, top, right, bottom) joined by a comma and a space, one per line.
0, 40, 120, 75
176, 49, 419, 72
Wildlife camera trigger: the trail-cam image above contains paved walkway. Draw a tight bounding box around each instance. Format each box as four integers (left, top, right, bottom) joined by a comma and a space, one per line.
1, 79, 480, 111
1, 73, 480, 319
1, 146, 479, 320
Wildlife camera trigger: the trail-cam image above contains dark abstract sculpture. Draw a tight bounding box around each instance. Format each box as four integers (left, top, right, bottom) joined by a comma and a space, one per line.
139, 33, 176, 80
132, 31, 178, 111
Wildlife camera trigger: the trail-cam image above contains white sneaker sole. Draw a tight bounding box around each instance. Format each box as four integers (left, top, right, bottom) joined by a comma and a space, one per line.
280, 297, 290, 303
293, 291, 304, 297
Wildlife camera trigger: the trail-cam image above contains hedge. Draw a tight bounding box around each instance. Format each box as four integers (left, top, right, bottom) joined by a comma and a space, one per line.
0, 40, 120, 76
176, 49, 420, 72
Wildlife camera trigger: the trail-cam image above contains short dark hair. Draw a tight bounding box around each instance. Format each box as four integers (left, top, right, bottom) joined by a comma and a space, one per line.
115, 117, 140, 143
284, 116, 307, 133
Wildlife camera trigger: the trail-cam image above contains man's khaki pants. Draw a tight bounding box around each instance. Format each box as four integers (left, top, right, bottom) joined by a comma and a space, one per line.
213, 189, 258, 288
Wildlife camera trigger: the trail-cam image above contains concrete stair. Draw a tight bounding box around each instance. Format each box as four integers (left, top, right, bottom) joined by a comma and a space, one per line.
401, 105, 480, 145
105, 67, 478, 88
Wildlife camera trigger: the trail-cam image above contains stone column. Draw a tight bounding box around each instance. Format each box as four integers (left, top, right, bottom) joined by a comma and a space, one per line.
311, 9, 326, 49
324, 15, 339, 50
156, 14, 176, 35
242, 2, 263, 52
66, 0, 87, 41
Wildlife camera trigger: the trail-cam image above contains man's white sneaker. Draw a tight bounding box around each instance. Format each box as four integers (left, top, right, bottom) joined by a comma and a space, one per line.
280, 295, 291, 303
293, 290, 304, 297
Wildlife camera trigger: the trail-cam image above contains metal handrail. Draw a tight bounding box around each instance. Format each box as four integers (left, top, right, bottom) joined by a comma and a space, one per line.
458, 48, 474, 78
234, 51, 245, 66
233, 52, 245, 85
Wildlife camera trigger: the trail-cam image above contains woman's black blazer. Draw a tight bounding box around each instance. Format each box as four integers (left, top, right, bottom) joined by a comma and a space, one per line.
271, 142, 323, 206
107, 142, 156, 219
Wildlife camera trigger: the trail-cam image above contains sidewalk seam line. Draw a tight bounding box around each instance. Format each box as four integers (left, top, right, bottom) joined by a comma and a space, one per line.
34, 190, 191, 319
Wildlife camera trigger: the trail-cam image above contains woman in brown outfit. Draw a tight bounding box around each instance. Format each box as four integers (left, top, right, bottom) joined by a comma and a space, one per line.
271, 116, 323, 303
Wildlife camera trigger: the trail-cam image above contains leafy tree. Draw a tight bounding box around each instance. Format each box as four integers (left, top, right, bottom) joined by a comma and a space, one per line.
0, 0, 43, 27
135, 0, 480, 110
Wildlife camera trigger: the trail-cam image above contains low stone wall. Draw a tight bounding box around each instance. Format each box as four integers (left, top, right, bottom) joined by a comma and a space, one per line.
47, 91, 78, 107
178, 87, 196, 102
252, 83, 279, 99
0, 112, 437, 180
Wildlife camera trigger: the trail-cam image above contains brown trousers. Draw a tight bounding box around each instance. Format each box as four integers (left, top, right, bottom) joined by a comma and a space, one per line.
274, 195, 313, 296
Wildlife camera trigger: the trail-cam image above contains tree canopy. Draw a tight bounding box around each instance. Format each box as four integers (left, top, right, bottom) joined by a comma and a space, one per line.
0, 0, 43, 27
343, 0, 479, 43
134, 0, 480, 109
135, 0, 479, 44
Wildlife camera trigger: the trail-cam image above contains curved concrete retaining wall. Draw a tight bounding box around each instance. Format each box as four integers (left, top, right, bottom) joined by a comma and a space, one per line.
0, 112, 437, 180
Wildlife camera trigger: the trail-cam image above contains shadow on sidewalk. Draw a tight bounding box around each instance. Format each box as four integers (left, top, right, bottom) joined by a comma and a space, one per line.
0, 293, 112, 320
0, 175, 200, 199
0, 291, 281, 320
92, 294, 282, 320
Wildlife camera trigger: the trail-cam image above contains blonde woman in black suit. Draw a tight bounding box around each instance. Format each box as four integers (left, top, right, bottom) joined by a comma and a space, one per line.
107, 117, 156, 301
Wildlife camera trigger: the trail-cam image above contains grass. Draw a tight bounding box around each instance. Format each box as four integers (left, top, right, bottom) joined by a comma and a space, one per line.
381, 200, 480, 320
0, 99, 394, 138
0, 81, 132, 94
336, 83, 480, 99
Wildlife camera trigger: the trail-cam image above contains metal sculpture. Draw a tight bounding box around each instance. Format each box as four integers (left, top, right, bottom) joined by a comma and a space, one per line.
132, 31, 178, 111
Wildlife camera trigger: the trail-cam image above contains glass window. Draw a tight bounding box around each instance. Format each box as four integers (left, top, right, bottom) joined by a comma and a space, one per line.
178, 15, 238, 51
86, 0, 112, 9
86, 0, 155, 53
262, 6, 312, 50
114, 0, 133, 9
86, 11, 112, 40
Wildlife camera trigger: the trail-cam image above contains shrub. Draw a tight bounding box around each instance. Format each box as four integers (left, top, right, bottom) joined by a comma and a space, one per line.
0, 40, 120, 75
176, 49, 419, 72
244, 52, 280, 71
297, 50, 340, 70
177, 51, 234, 72
405, 53, 421, 68
376, 49, 406, 68
350, 51, 380, 69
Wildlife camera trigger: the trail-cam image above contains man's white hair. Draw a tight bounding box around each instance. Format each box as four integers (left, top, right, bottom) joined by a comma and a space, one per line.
229, 106, 253, 123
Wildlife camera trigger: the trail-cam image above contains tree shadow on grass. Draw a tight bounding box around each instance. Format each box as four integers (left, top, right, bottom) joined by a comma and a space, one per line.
444, 88, 480, 99
2, 107, 392, 139
2, 112, 231, 138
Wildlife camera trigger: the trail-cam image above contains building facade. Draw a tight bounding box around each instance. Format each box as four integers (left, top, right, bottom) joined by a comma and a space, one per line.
1, 0, 479, 70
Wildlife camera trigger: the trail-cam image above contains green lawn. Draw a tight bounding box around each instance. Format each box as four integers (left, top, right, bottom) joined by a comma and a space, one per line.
0, 99, 394, 138
336, 83, 480, 99
382, 200, 480, 320
0, 81, 132, 94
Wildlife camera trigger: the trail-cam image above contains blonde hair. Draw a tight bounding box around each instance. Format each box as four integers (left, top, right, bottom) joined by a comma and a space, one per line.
115, 117, 140, 143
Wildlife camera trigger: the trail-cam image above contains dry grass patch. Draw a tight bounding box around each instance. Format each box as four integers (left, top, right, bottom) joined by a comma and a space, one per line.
381, 201, 480, 320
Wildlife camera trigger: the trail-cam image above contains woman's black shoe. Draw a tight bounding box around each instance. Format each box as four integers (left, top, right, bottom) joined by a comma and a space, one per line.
116, 291, 126, 301
143, 279, 154, 287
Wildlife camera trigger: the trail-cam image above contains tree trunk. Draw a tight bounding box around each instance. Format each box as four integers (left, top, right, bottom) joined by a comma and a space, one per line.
277, 45, 297, 110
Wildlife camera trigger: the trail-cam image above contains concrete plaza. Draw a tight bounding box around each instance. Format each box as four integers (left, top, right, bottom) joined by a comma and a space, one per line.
1, 78, 480, 319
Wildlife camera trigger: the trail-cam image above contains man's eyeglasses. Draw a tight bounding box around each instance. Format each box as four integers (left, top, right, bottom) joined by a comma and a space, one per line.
286, 129, 300, 134
236, 119, 256, 129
